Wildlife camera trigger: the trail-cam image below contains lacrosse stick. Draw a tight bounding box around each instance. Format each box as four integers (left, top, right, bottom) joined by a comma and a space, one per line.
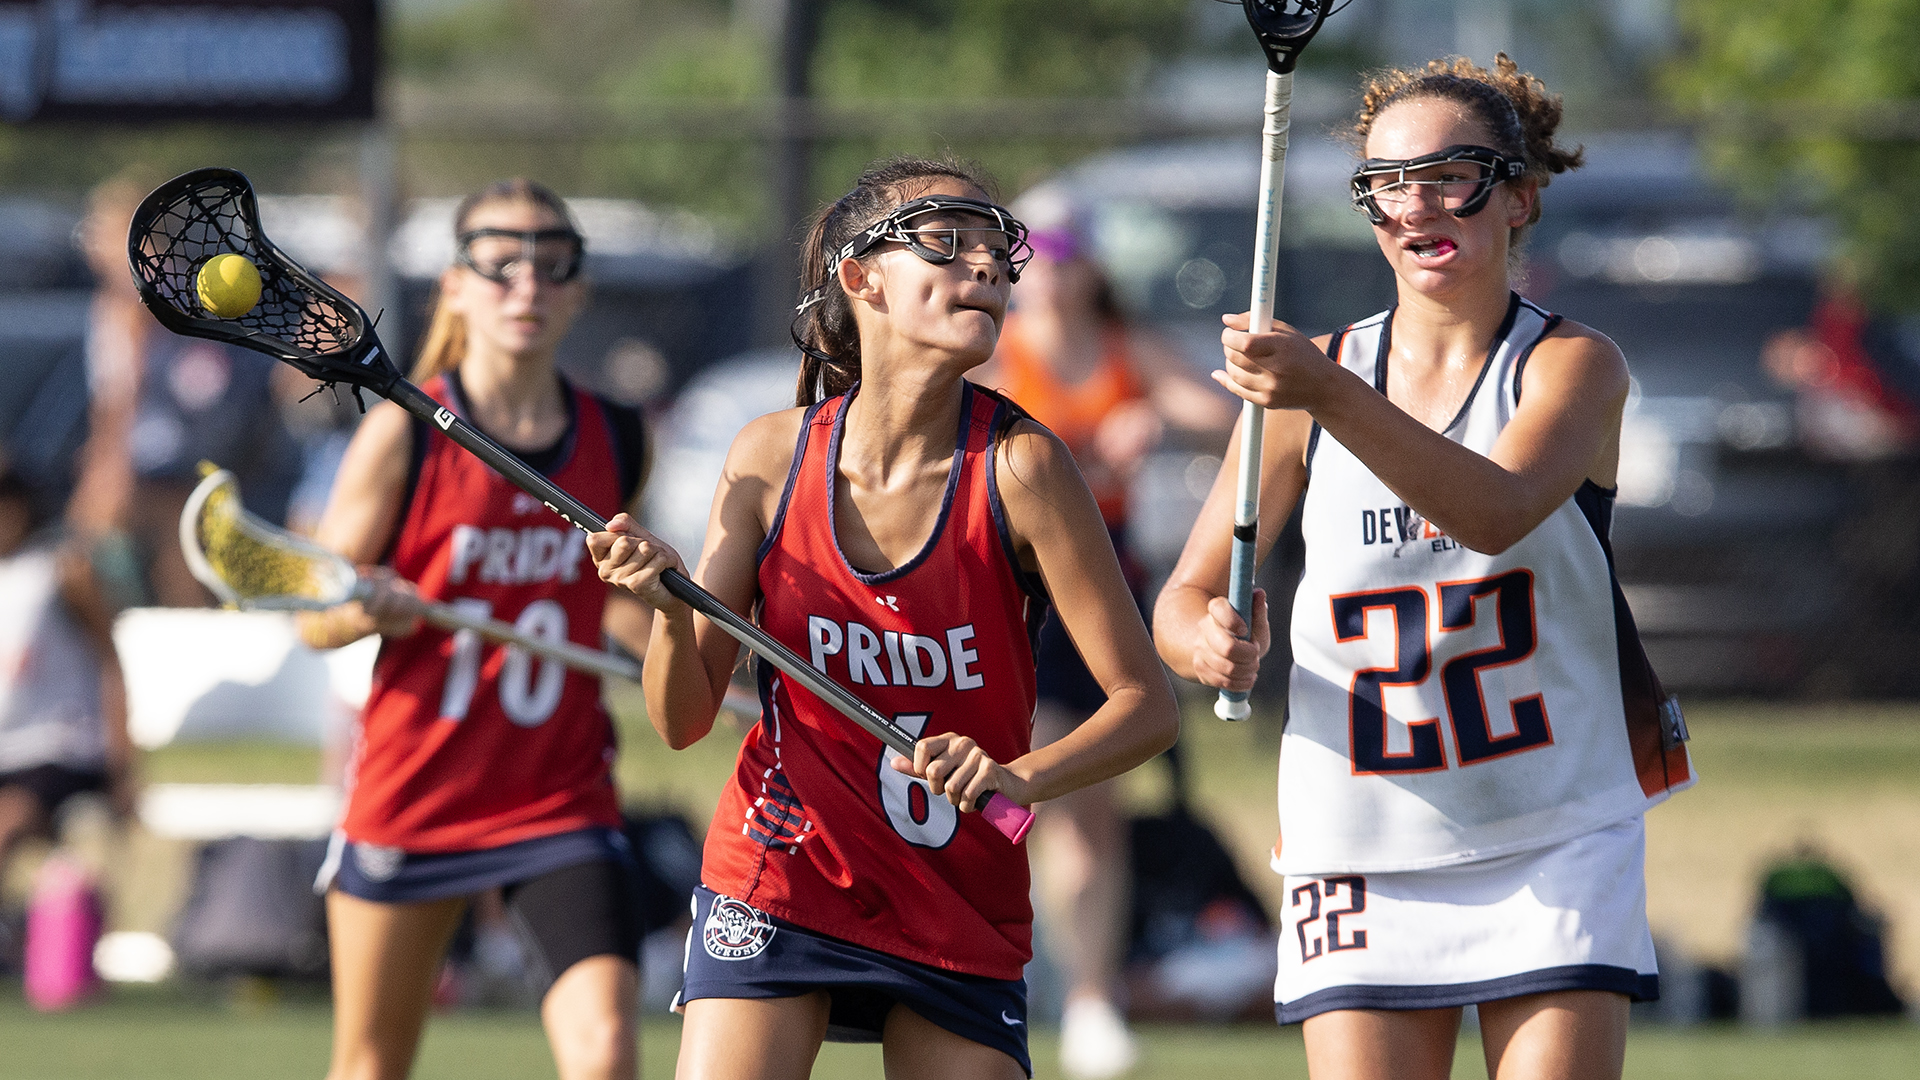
1214, 0, 1338, 721
130, 169, 1033, 843
179, 466, 643, 683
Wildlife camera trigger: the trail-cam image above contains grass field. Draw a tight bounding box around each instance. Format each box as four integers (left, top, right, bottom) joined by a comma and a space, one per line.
604, 691, 1920, 995
1, 988, 1915, 1080
17, 694, 1911, 1079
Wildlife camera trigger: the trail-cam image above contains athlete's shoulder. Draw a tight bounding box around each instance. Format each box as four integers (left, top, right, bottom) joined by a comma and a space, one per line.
1527, 316, 1630, 392
338, 399, 415, 485
726, 404, 811, 481
994, 414, 1079, 496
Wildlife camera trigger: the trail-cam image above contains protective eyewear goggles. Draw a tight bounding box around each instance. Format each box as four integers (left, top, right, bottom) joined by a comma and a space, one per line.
456, 227, 585, 285
833, 196, 1033, 284
1350, 144, 1527, 226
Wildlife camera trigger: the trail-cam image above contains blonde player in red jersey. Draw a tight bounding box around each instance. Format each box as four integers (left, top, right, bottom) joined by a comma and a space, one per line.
587, 156, 1180, 1080
1155, 56, 1692, 1080
300, 180, 653, 1080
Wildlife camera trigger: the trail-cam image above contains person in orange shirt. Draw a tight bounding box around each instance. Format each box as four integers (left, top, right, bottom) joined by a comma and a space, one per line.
975, 188, 1233, 1080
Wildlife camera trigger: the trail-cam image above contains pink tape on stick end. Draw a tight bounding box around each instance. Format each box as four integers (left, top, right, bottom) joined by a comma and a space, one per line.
980, 793, 1034, 844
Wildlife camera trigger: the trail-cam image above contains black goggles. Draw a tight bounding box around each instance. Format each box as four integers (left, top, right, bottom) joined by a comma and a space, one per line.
1349, 144, 1527, 225
832, 196, 1033, 284
456, 227, 586, 285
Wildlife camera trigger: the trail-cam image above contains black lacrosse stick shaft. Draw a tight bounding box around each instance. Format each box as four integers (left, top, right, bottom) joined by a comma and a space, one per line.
379, 379, 931, 760
388, 379, 1010, 820
1241, 0, 1332, 73
126, 167, 1017, 827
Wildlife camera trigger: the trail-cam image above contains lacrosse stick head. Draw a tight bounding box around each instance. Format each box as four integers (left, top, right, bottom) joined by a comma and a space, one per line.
1230, 0, 1337, 74
127, 168, 402, 403
181, 466, 361, 612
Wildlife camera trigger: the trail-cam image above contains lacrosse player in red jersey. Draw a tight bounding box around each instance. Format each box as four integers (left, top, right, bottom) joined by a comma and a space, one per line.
1155, 56, 1694, 1080
587, 156, 1179, 1080
299, 180, 652, 1080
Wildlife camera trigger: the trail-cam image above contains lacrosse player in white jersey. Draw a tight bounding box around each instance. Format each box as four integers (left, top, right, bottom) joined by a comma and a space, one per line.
1155, 54, 1695, 1080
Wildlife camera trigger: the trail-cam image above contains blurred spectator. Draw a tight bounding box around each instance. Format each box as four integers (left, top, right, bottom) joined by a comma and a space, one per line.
975, 185, 1233, 1080
70, 174, 302, 606
0, 463, 133, 900
1762, 281, 1920, 461
1739, 846, 1904, 1024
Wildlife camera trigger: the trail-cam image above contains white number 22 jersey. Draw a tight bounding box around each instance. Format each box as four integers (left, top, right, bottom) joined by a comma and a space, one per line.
1278, 294, 1693, 876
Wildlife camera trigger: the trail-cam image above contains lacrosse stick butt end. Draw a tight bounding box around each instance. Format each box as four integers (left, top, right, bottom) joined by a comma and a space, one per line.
980, 793, 1034, 844
1215, 693, 1252, 722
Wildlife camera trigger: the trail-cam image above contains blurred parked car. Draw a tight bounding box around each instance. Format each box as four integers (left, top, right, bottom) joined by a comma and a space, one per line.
0, 198, 93, 514
641, 348, 799, 561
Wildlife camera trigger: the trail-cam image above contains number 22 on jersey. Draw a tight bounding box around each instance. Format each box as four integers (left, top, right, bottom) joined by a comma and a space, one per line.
1331, 569, 1552, 774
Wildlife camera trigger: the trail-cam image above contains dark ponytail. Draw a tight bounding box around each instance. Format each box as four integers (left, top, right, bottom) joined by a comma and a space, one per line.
792, 155, 1002, 407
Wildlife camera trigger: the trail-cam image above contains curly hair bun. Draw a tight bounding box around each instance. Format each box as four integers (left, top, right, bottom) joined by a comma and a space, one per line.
1354, 53, 1584, 223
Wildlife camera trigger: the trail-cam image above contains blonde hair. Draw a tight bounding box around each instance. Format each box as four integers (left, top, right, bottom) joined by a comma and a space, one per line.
409, 179, 577, 383
1353, 54, 1584, 244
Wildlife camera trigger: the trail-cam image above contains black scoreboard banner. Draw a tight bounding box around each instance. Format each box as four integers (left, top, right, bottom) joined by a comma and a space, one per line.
0, 0, 377, 123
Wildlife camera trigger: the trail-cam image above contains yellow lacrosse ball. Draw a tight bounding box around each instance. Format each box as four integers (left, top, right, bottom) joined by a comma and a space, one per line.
196, 253, 263, 319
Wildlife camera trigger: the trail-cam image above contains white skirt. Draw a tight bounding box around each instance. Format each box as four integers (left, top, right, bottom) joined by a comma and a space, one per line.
1274, 816, 1658, 1023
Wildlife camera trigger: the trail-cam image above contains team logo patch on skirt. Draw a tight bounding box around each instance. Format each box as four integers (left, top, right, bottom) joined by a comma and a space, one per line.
704, 895, 777, 961
353, 843, 405, 883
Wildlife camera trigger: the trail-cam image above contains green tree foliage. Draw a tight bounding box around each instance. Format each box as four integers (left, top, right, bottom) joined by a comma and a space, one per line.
1665, 0, 1920, 310
0, 1, 1357, 239
593, 0, 1195, 231
390, 0, 1218, 231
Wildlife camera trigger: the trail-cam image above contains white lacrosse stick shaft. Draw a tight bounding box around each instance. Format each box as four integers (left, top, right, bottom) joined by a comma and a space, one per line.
179, 469, 642, 683
1217, 67, 1292, 722
410, 600, 642, 683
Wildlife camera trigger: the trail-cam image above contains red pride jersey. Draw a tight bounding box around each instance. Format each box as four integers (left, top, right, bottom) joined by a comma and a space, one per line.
703, 383, 1046, 980
342, 374, 627, 852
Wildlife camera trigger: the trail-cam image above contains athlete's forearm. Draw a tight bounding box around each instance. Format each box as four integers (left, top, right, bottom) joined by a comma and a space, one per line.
296, 605, 375, 650
1007, 682, 1179, 804
1153, 582, 1216, 681
1308, 380, 1557, 555
641, 607, 721, 749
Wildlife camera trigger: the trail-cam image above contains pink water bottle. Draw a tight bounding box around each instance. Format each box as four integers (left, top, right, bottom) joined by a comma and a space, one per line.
24, 855, 104, 1011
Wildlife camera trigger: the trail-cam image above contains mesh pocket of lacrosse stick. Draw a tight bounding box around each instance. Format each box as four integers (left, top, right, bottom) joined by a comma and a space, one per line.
127, 167, 398, 399
181, 467, 361, 611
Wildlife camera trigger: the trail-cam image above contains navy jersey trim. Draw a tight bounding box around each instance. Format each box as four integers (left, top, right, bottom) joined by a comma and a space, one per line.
1511, 302, 1564, 407
596, 398, 649, 506
1276, 963, 1657, 1024
1573, 479, 1679, 788
1436, 292, 1520, 436
1303, 328, 1349, 478
826, 382, 970, 586
385, 370, 581, 566
1370, 308, 1395, 394
391, 412, 432, 567
756, 399, 831, 564
982, 402, 1052, 607
443, 369, 585, 479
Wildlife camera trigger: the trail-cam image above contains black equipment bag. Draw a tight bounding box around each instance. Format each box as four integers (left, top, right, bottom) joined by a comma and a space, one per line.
170, 837, 330, 979
1758, 855, 1904, 1018
1126, 739, 1272, 964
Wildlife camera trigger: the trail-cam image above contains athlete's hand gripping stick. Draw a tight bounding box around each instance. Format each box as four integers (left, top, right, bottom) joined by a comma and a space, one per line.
1216, 0, 1337, 721
378, 385, 1034, 843
128, 168, 1034, 844
179, 467, 645, 683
